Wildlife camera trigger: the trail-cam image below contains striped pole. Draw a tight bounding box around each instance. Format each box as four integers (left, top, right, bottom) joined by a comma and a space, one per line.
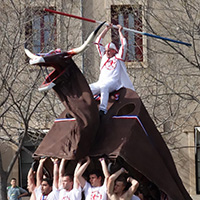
44, 8, 192, 47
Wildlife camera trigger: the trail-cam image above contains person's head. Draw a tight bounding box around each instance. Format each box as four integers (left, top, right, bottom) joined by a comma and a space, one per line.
113, 175, 127, 196
89, 169, 103, 187
105, 42, 118, 58
10, 178, 17, 187
62, 174, 73, 191
41, 178, 53, 195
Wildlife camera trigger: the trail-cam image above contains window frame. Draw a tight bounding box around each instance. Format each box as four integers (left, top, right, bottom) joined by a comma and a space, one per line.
25, 7, 57, 53
111, 5, 143, 63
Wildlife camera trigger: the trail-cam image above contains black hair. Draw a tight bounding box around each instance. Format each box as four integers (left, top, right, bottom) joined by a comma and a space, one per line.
42, 178, 53, 187
115, 173, 130, 191
89, 169, 103, 178
89, 169, 104, 185
63, 173, 74, 182
11, 178, 16, 181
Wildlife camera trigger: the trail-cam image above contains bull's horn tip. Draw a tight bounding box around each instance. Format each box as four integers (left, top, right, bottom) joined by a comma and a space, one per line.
94, 21, 106, 35
24, 48, 45, 64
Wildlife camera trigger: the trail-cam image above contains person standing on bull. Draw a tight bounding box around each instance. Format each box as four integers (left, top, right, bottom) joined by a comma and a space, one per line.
90, 23, 135, 116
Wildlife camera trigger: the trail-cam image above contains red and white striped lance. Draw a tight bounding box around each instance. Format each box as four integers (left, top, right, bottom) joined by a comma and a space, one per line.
44, 8, 191, 47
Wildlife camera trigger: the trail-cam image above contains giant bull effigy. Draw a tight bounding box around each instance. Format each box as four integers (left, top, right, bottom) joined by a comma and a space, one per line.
25, 23, 192, 200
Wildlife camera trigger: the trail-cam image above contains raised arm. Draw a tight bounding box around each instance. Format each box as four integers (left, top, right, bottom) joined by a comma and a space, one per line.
59, 158, 67, 188
107, 168, 125, 195
73, 161, 81, 189
59, 158, 66, 177
116, 24, 127, 60
99, 158, 110, 183
95, 24, 112, 57
36, 158, 46, 188
51, 158, 60, 189
117, 24, 125, 40
75, 156, 90, 188
98, 23, 122, 40
27, 168, 36, 193
126, 177, 139, 197
99, 24, 112, 39
27, 167, 36, 200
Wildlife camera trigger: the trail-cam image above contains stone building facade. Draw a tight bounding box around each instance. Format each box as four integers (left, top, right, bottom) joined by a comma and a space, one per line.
1, 0, 199, 199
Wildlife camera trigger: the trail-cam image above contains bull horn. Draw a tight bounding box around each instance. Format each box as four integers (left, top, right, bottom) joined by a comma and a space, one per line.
67, 21, 106, 55
24, 48, 45, 65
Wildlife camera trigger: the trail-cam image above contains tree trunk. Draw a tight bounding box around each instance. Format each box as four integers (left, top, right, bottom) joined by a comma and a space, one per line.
0, 153, 8, 200
0, 172, 7, 200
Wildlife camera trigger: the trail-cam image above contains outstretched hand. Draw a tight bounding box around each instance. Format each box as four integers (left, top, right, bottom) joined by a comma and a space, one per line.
39, 157, 47, 164
85, 156, 90, 163
106, 23, 113, 30
127, 177, 138, 184
117, 24, 123, 32
79, 156, 90, 164
121, 167, 128, 174
51, 157, 60, 164
99, 157, 105, 162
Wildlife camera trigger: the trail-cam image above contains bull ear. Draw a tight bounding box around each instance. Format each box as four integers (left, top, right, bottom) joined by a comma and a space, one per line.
24, 48, 45, 65
67, 21, 106, 55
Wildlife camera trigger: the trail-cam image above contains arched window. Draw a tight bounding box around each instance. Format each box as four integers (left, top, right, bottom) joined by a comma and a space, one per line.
25, 7, 57, 53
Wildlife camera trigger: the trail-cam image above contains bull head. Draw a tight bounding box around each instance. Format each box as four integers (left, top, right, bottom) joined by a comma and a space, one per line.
25, 22, 105, 92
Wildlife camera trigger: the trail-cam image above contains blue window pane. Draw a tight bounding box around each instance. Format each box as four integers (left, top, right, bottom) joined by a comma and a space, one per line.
128, 13, 135, 60
111, 5, 143, 62
32, 13, 56, 52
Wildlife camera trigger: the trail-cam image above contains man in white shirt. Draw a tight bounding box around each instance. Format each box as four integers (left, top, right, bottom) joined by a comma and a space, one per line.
90, 24, 135, 115
27, 167, 36, 200
58, 159, 82, 200
76, 157, 109, 200
34, 158, 59, 200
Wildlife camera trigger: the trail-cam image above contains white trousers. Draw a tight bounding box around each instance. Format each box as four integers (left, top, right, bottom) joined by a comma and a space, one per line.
89, 81, 118, 112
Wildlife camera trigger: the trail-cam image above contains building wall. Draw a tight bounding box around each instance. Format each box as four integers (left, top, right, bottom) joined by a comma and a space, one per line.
0, 142, 21, 197
2, 0, 199, 199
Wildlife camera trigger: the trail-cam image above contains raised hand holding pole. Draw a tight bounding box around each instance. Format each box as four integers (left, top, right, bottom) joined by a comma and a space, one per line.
44, 8, 191, 47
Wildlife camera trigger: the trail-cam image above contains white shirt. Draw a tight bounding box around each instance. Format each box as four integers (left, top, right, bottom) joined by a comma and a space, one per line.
59, 186, 82, 200
95, 36, 135, 91
83, 181, 107, 200
35, 185, 59, 200
131, 195, 141, 200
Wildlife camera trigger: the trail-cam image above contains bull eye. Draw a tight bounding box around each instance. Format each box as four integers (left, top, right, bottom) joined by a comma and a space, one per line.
117, 104, 135, 116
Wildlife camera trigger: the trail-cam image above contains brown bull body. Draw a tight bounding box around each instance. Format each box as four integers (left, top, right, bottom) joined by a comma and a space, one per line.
25, 24, 192, 200
33, 54, 99, 160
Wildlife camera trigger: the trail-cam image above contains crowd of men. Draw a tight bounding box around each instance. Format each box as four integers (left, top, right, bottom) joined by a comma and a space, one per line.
25, 156, 140, 200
